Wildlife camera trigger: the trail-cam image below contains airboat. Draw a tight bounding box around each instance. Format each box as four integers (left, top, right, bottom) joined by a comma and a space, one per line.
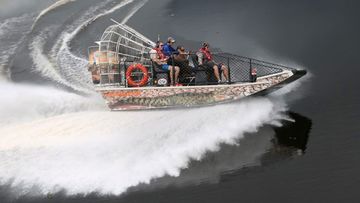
88, 20, 306, 111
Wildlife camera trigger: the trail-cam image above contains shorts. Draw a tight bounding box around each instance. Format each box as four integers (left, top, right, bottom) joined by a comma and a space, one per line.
204, 61, 224, 70
161, 64, 170, 71
218, 63, 225, 69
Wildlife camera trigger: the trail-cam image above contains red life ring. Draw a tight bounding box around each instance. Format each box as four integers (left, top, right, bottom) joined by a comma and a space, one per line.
126, 64, 149, 87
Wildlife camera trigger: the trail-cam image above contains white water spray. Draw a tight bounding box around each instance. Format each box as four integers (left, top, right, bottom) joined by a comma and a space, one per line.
29, 0, 136, 92
52, 0, 134, 89
0, 97, 286, 196
29, 28, 94, 93
0, 82, 105, 127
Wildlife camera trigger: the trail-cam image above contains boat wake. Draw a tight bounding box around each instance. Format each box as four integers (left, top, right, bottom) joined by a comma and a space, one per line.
0, 95, 286, 196
0, 82, 105, 127
50, 0, 139, 91
32, 0, 77, 30
0, 14, 35, 81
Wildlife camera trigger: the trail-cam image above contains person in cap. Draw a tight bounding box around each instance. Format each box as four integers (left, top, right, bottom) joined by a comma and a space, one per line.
197, 42, 229, 83
150, 41, 181, 86
162, 37, 178, 57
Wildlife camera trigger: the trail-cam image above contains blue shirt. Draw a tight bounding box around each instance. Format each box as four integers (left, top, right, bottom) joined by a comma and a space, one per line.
162, 43, 177, 57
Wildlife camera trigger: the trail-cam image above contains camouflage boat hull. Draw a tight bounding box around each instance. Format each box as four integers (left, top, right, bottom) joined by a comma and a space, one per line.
96, 70, 306, 111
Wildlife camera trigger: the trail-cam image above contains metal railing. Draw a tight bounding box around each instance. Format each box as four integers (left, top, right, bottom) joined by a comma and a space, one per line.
89, 52, 294, 87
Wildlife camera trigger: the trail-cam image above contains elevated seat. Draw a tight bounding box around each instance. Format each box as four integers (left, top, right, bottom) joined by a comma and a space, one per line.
151, 61, 170, 86
174, 59, 196, 86
189, 54, 218, 85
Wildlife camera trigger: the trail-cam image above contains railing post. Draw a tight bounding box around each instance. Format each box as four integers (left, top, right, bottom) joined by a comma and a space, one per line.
150, 62, 154, 86
249, 58, 252, 82
118, 61, 121, 85
227, 56, 231, 83
119, 59, 124, 86
124, 60, 128, 88
171, 54, 175, 86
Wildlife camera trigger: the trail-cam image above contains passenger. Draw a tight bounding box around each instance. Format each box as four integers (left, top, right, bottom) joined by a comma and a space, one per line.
174, 46, 189, 67
174, 46, 192, 78
198, 42, 229, 83
150, 41, 181, 86
162, 37, 177, 57
175, 46, 189, 62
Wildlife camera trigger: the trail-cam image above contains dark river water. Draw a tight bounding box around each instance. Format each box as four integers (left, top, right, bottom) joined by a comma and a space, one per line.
0, 0, 359, 202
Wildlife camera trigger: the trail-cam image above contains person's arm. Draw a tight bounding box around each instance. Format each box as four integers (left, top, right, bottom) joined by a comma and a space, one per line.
150, 50, 162, 64
170, 46, 179, 55
154, 57, 166, 64
196, 52, 203, 65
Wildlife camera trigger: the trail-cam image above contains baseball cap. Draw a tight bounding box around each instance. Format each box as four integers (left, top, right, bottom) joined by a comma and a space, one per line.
168, 37, 176, 43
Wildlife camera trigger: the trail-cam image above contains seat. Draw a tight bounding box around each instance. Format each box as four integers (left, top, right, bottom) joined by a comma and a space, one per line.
174, 59, 196, 86
151, 61, 170, 86
189, 54, 218, 85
